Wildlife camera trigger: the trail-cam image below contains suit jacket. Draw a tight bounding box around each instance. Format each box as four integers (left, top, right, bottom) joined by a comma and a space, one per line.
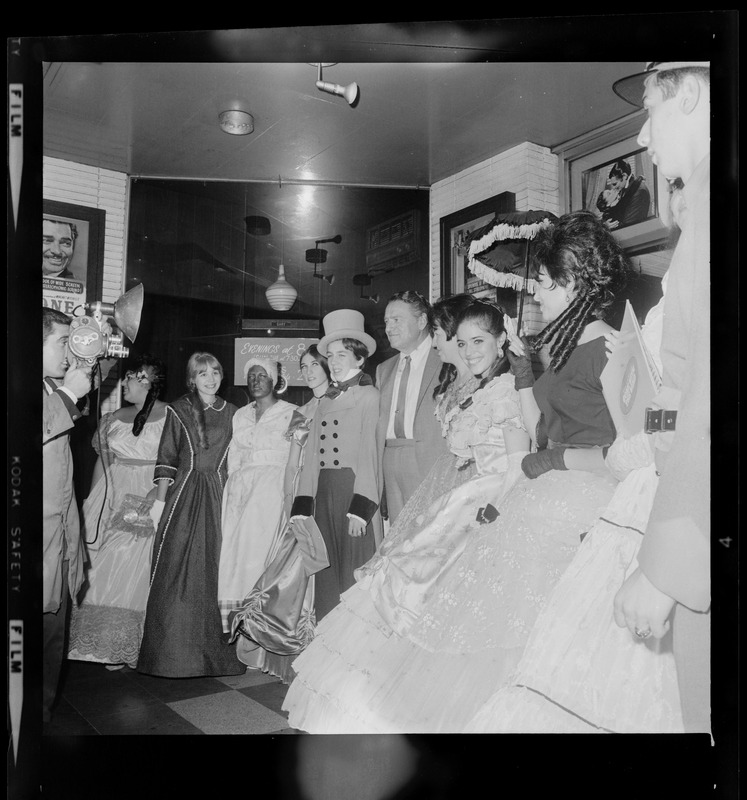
375, 346, 448, 487
42, 381, 87, 613
639, 155, 710, 612
293, 381, 381, 524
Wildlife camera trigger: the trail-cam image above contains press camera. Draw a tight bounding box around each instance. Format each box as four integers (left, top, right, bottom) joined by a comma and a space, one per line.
66, 284, 144, 370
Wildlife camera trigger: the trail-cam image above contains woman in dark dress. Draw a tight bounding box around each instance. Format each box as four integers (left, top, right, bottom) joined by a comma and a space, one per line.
138, 352, 243, 678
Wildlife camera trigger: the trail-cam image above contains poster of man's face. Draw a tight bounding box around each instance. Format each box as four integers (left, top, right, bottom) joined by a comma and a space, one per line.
42, 217, 87, 279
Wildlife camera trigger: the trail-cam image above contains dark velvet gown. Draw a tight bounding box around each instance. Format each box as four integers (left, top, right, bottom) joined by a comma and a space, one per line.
138, 395, 244, 678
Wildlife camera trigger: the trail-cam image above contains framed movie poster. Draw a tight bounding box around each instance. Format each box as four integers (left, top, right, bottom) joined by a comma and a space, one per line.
556, 112, 670, 253
42, 199, 106, 315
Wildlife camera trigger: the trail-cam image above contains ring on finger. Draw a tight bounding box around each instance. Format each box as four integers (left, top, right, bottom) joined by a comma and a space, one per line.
634, 627, 652, 639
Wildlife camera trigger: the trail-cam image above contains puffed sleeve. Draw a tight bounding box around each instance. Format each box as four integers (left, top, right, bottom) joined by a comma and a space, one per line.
291, 407, 321, 518
285, 408, 314, 447
153, 404, 183, 486
487, 378, 526, 432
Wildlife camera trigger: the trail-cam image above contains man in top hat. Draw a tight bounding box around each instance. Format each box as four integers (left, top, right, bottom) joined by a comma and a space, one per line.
375, 291, 448, 525
290, 309, 380, 619
611, 61, 711, 734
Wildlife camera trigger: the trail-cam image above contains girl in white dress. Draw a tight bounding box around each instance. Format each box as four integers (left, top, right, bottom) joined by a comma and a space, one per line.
68, 355, 168, 669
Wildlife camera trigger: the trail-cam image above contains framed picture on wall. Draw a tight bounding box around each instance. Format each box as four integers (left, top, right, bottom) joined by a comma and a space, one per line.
439, 191, 515, 298
42, 199, 106, 316
557, 113, 671, 253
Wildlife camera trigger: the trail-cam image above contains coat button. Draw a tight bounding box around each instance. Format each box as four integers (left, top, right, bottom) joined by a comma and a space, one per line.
320, 434, 326, 439
334, 419, 339, 425
333, 460, 339, 466
332, 432, 338, 438
321, 421, 327, 426
320, 461, 325, 467
320, 448, 325, 453
333, 447, 338, 453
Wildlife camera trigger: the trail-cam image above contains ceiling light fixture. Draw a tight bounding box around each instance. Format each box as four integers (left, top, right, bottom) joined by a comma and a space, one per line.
313, 63, 359, 107
265, 217, 298, 311
219, 109, 254, 135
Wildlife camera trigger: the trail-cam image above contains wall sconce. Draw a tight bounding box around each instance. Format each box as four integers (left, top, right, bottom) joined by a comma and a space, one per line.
245, 216, 271, 236
353, 273, 379, 303
306, 235, 341, 285
313, 63, 359, 107
219, 109, 254, 135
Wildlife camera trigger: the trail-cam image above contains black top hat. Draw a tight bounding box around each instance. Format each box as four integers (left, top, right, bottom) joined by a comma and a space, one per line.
612, 61, 710, 107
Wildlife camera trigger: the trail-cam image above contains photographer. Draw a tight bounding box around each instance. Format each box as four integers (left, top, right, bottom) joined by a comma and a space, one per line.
42, 307, 92, 723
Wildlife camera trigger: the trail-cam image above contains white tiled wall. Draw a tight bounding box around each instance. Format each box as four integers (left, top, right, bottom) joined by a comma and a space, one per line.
429, 142, 560, 300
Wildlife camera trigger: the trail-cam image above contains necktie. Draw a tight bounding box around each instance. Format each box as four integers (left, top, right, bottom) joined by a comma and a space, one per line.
393, 355, 411, 439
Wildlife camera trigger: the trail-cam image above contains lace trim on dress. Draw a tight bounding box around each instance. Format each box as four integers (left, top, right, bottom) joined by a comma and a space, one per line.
68, 604, 145, 668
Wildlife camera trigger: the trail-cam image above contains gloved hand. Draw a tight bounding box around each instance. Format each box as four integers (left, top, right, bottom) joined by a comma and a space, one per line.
149, 499, 165, 529
521, 447, 568, 479
506, 336, 535, 390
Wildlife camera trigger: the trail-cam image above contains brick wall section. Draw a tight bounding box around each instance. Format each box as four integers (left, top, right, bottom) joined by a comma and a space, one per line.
429, 142, 560, 300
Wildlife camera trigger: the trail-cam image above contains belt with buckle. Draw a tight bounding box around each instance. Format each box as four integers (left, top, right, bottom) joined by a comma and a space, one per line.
644, 408, 677, 434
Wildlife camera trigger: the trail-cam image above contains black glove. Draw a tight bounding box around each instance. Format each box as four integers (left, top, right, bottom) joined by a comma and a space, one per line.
521, 447, 568, 479
507, 337, 535, 390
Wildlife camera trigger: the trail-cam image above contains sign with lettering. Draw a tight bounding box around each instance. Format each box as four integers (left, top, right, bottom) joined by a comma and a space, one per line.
234, 337, 319, 387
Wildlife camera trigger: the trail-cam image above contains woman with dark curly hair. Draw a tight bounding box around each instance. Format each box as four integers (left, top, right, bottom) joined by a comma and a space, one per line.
283, 211, 630, 733
68, 354, 168, 670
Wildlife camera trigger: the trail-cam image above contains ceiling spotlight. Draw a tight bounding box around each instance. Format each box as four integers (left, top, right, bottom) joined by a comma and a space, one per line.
219, 110, 254, 135
313, 63, 359, 107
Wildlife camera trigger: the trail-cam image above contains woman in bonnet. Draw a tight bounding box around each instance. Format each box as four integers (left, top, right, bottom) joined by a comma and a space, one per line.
218, 357, 297, 633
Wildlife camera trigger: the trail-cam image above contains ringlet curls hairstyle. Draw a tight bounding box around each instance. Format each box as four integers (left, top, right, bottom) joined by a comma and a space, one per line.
530, 211, 631, 372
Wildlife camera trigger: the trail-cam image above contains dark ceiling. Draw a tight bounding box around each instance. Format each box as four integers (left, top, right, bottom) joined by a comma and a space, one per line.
34, 16, 729, 189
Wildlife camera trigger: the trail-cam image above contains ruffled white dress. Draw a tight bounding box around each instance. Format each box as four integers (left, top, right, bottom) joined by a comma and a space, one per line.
282, 373, 549, 732
218, 398, 297, 631
68, 414, 164, 668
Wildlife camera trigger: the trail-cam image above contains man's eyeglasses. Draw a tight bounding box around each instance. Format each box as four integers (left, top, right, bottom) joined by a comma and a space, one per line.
124, 370, 152, 385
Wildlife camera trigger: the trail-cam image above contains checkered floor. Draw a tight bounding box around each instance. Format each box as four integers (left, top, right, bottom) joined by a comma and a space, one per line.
44, 658, 299, 735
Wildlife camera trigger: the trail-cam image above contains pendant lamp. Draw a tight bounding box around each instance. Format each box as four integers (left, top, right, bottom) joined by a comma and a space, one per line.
265, 217, 297, 311
265, 264, 298, 311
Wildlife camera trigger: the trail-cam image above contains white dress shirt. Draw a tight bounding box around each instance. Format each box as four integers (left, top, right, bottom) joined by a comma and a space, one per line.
386, 335, 433, 439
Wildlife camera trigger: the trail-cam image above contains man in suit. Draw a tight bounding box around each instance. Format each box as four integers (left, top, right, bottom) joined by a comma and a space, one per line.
42, 307, 91, 722
611, 62, 711, 733
375, 291, 448, 525
42, 218, 77, 278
